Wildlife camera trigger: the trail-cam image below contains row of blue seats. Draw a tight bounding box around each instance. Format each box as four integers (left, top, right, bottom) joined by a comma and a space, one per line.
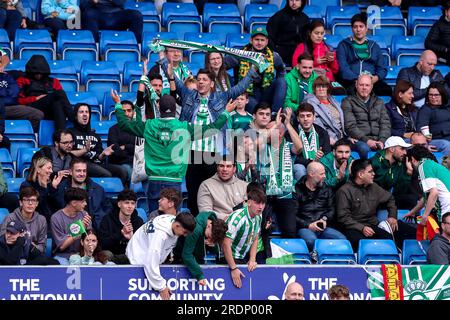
271, 238, 431, 265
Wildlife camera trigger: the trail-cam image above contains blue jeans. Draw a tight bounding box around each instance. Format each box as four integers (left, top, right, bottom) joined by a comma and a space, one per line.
0, 9, 22, 41
430, 139, 450, 155
247, 77, 287, 113
351, 140, 373, 159
297, 227, 347, 251
147, 180, 182, 213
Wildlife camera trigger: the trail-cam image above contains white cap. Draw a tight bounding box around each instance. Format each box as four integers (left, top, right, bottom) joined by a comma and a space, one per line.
384, 136, 412, 149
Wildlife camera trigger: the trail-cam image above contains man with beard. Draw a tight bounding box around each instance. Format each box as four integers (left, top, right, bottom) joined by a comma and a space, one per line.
48, 129, 74, 174
295, 162, 346, 251
320, 138, 354, 190
225, 27, 286, 113
370, 136, 417, 209
197, 157, 248, 221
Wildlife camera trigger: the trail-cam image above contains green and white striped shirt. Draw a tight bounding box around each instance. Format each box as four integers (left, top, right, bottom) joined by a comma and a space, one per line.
191, 97, 216, 152
419, 159, 450, 220
226, 205, 261, 259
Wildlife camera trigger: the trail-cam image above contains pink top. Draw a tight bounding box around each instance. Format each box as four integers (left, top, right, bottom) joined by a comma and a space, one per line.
292, 42, 339, 81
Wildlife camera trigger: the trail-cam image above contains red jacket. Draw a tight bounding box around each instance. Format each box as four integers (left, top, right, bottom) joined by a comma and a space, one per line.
16, 76, 63, 105
292, 42, 339, 81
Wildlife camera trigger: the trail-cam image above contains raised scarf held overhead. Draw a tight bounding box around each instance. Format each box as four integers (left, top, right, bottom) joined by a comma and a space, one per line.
239, 44, 274, 95
148, 39, 270, 73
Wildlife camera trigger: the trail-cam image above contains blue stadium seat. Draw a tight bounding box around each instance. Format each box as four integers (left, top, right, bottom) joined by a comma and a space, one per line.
123, 61, 144, 92
434, 65, 450, 77
16, 147, 39, 178
391, 36, 425, 66
270, 238, 312, 264
185, 62, 201, 77
385, 66, 403, 86
357, 239, 400, 265
14, 29, 54, 61
367, 151, 376, 159
91, 177, 124, 198
372, 7, 407, 45
80, 61, 122, 106
57, 30, 98, 73
203, 3, 243, 44
124, 0, 161, 33
351, 151, 360, 160
162, 3, 202, 39
314, 239, 356, 264
66, 92, 101, 123
99, 31, 140, 71
0, 148, 15, 178
46, 237, 53, 257
130, 181, 148, 211
323, 34, 344, 51
326, 5, 360, 34
38, 120, 55, 147
402, 240, 430, 265
303, 5, 324, 22
136, 208, 148, 223
90, 121, 116, 143
408, 6, 441, 36
244, 4, 278, 31
367, 35, 391, 66
225, 33, 251, 49
434, 152, 444, 164
0, 208, 9, 223
308, 0, 341, 18
379, 96, 391, 104
5, 120, 37, 160
6, 178, 25, 196
332, 95, 346, 105
142, 31, 178, 60
184, 32, 222, 64
103, 91, 137, 119
4, 60, 27, 72
0, 29, 12, 58
49, 60, 79, 92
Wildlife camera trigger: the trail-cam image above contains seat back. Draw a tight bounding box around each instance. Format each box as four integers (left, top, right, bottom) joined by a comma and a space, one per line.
244, 4, 278, 31
136, 208, 148, 223
0, 208, 9, 223
0, 148, 14, 178
225, 33, 251, 49
103, 91, 137, 118
14, 29, 54, 60
6, 178, 25, 196
16, 147, 40, 177
402, 240, 430, 265
38, 120, 55, 147
391, 35, 425, 66
314, 239, 356, 264
357, 239, 400, 265
90, 121, 117, 142
99, 31, 140, 70
81, 61, 121, 103
91, 177, 124, 198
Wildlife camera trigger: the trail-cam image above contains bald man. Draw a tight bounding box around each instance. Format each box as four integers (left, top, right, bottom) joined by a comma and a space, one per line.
295, 162, 346, 251
342, 74, 391, 159
285, 282, 305, 300
397, 50, 449, 107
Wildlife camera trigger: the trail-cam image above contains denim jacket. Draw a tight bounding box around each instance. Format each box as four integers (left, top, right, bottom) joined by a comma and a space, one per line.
159, 58, 259, 152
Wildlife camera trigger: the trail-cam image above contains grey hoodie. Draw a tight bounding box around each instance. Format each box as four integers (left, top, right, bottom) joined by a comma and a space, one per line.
427, 234, 450, 265
0, 208, 47, 253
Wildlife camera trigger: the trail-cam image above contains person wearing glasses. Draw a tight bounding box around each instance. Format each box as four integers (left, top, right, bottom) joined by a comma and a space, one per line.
416, 82, 450, 155
0, 186, 47, 253
46, 129, 74, 174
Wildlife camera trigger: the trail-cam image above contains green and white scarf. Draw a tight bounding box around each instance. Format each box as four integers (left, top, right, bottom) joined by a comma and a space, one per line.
158, 63, 191, 96
265, 140, 294, 196
299, 126, 319, 160
148, 39, 270, 73
139, 75, 160, 118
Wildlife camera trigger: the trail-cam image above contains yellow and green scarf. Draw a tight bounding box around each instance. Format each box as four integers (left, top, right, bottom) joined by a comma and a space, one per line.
239, 44, 274, 95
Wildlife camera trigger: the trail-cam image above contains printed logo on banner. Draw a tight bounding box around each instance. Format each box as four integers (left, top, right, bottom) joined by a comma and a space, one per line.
267, 273, 296, 300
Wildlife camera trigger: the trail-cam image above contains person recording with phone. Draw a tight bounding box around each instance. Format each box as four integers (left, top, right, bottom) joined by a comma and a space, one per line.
295, 162, 346, 253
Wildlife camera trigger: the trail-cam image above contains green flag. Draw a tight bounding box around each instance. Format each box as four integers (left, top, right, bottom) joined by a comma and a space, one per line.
266, 242, 295, 265
68, 219, 86, 237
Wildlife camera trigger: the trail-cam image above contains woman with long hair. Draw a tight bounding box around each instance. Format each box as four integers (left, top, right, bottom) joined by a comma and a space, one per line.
385, 80, 417, 139
292, 20, 339, 82
204, 52, 230, 92
69, 230, 113, 265
20, 157, 65, 224
416, 81, 450, 155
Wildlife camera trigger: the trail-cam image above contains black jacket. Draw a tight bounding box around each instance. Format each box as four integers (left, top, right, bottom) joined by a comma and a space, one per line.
0, 236, 57, 265
425, 15, 450, 60
294, 124, 331, 167
107, 123, 135, 166
416, 103, 450, 140
69, 103, 104, 164
266, 1, 308, 63
98, 204, 144, 255
397, 63, 448, 103
295, 176, 335, 229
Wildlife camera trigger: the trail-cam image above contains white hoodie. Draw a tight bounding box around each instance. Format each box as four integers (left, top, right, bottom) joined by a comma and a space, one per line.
126, 214, 177, 291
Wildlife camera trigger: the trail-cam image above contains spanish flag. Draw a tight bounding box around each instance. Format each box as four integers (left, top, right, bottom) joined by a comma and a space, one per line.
416, 215, 440, 241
